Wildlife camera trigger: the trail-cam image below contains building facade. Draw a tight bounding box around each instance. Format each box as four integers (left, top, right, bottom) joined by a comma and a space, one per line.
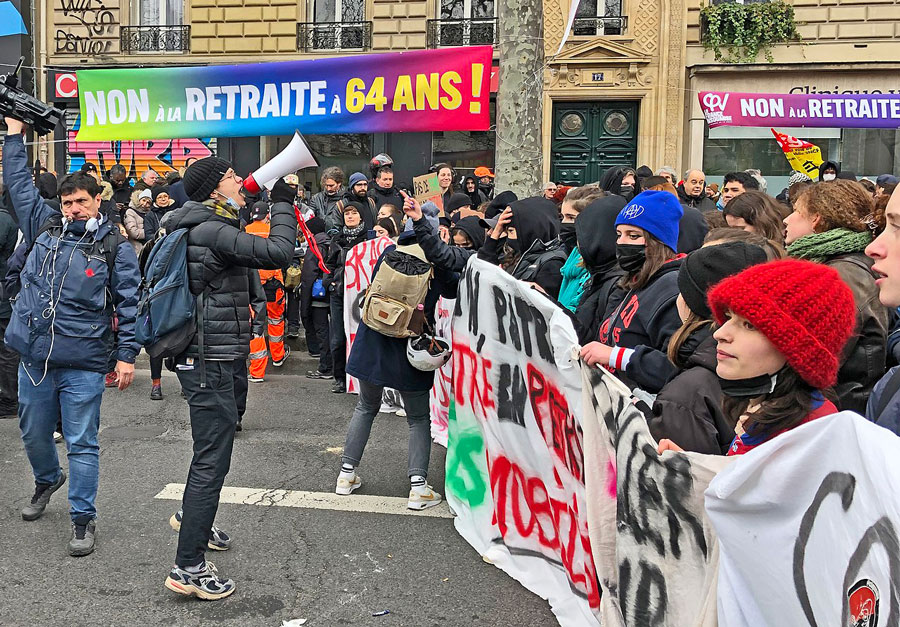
543, 0, 685, 186
683, 0, 900, 190
32, 0, 900, 193
39, 0, 499, 190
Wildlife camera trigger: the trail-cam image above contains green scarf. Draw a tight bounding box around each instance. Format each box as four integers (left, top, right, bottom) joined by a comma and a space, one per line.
787, 228, 872, 263
203, 198, 240, 221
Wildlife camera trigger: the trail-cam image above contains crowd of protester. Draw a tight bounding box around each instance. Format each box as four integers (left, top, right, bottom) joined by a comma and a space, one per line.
3, 115, 900, 600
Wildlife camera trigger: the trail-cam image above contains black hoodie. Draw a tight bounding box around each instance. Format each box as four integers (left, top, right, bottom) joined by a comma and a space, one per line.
818, 160, 841, 181
599, 166, 641, 199
452, 215, 486, 250
598, 256, 684, 393
573, 196, 627, 344
478, 197, 567, 298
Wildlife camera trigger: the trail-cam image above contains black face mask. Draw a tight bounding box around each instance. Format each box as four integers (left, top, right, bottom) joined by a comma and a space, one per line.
616, 243, 646, 273
718, 371, 779, 398
506, 238, 522, 254
619, 185, 635, 201
559, 223, 577, 248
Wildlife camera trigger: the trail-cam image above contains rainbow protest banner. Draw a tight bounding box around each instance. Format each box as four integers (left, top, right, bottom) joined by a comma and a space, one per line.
771, 128, 824, 178
75, 46, 492, 141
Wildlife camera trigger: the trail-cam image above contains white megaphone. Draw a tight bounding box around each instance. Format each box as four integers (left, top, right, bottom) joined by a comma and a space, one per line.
242, 131, 319, 195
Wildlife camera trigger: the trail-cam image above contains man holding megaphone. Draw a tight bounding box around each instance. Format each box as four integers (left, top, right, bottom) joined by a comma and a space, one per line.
161, 156, 296, 601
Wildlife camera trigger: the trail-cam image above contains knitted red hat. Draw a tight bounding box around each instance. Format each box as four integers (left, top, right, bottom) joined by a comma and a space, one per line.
707, 258, 855, 389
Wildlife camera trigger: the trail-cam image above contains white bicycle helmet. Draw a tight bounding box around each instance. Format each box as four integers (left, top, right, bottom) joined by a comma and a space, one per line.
407, 334, 452, 372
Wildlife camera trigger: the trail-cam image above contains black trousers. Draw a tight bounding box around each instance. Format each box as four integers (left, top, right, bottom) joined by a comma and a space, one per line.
175, 359, 239, 568
233, 358, 248, 421
311, 305, 332, 373
0, 317, 19, 411
329, 291, 346, 383
287, 288, 301, 331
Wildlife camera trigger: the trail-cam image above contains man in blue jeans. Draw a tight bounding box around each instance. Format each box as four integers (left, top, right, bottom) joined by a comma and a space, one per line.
2, 117, 140, 556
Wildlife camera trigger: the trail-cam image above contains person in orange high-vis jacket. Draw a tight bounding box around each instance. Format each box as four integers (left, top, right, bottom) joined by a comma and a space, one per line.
246, 202, 289, 382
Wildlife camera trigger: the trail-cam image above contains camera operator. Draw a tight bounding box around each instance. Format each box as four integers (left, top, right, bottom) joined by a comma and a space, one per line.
2, 117, 141, 557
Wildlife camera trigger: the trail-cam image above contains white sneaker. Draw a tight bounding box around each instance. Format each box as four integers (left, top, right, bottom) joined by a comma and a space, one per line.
395, 408, 407, 417
335, 472, 362, 495
378, 404, 397, 414
408, 484, 442, 510
53, 431, 63, 443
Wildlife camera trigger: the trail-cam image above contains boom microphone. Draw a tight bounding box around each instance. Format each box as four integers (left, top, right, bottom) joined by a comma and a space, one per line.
243, 131, 318, 195
0, 58, 63, 136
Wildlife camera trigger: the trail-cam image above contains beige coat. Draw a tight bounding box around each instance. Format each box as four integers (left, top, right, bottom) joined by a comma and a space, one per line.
123, 207, 148, 256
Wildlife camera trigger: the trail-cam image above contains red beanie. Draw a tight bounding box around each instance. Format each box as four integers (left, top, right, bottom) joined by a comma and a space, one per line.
707, 259, 855, 390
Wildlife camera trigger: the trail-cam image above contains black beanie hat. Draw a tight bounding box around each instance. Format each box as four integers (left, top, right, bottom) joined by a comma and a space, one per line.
306, 216, 327, 235
678, 241, 768, 319
446, 192, 472, 214
183, 156, 231, 202
151, 185, 170, 202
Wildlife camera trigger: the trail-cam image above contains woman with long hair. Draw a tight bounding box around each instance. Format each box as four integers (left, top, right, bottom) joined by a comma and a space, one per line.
579, 190, 685, 393
783, 180, 889, 413
658, 259, 855, 456
722, 190, 790, 243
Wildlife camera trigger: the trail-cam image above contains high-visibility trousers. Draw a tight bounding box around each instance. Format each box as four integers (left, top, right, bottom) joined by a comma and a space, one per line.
249, 286, 286, 379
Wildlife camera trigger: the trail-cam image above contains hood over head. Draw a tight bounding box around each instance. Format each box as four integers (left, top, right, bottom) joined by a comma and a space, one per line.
452, 215, 486, 250
576, 195, 626, 270
508, 197, 560, 248
818, 160, 841, 180
485, 190, 518, 219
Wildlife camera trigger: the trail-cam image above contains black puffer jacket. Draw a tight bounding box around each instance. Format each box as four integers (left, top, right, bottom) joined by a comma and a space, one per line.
647, 330, 736, 455
165, 199, 296, 360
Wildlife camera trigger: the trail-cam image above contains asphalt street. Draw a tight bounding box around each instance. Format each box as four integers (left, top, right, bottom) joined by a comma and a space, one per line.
0, 338, 556, 627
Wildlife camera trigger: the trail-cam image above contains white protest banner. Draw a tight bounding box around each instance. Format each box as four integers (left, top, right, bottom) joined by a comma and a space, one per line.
705, 412, 900, 627
342, 237, 394, 394
446, 257, 600, 626
428, 296, 455, 448
580, 363, 731, 627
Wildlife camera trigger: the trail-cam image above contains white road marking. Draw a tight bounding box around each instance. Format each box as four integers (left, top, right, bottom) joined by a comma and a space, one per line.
154, 483, 453, 519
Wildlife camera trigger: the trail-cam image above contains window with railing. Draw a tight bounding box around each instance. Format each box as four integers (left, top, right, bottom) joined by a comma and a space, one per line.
124, 0, 189, 53
427, 0, 497, 48
573, 0, 627, 36
298, 0, 371, 51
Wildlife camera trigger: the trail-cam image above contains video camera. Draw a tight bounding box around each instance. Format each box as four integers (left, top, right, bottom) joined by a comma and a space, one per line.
0, 58, 63, 136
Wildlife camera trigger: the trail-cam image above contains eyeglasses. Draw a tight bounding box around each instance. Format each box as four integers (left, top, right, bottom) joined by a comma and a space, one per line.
221, 170, 241, 183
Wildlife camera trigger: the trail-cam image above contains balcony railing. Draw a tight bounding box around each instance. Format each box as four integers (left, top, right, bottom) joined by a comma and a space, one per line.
297, 22, 372, 52
572, 16, 628, 36
427, 18, 498, 48
120, 25, 191, 54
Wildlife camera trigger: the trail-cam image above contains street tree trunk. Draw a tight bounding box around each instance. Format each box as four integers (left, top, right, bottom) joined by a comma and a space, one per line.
494, 0, 544, 198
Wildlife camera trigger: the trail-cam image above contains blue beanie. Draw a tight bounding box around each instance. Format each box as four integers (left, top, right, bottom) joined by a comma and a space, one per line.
615, 190, 683, 252
349, 172, 367, 187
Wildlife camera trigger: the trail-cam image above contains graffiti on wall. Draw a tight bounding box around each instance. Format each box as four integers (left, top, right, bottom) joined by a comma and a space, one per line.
55, 0, 119, 55
67, 131, 214, 177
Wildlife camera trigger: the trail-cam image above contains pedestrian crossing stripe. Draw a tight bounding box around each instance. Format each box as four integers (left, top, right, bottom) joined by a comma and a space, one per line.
154, 483, 453, 519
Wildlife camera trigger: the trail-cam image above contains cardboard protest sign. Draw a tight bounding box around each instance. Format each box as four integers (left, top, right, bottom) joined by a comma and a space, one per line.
342, 237, 394, 394
76, 46, 492, 140
413, 173, 441, 202
580, 363, 731, 627
446, 257, 600, 626
772, 128, 823, 178
706, 412, 900, 627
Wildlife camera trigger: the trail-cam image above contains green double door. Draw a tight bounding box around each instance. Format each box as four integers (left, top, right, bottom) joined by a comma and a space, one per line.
550, 101, 639, 186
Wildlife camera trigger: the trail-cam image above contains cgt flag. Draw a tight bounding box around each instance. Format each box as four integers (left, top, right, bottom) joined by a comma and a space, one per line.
772, 128, 824, 179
